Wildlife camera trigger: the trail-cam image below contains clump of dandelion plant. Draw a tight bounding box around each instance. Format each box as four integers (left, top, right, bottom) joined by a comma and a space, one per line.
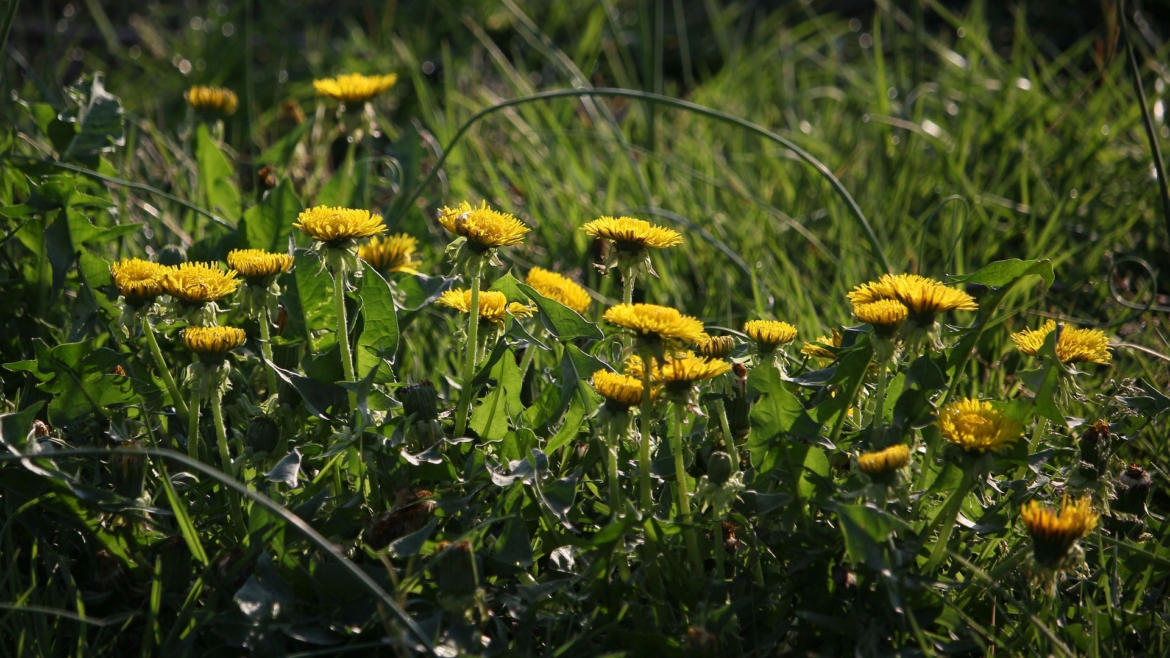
581, 216, 682, 304
294, 205, 387, 408
227, 249, 293, 397
436, 200, 530, 438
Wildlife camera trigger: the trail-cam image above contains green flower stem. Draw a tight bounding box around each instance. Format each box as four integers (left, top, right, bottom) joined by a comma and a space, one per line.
332, 267, 357, 410
622, 266, 637, 305
603, 416, 625, 518
209, 383, 232, 477
715, 398, 740, 471
923, 469, 976, 574
338, 131, 360, 205
454, 259, 484, 439
872, 360, 889, 429
672, 403, 703, 573
829, 352, 874, 445
517, 341, 537, 382
638, 351, 655, 512
187, 386, 202, 461
258, 305, 280, 398
713, 517, 727, 580
143, 317, 189, 426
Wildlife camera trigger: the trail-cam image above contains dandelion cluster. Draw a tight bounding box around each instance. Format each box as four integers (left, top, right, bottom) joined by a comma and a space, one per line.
1010, 320, 1112, 365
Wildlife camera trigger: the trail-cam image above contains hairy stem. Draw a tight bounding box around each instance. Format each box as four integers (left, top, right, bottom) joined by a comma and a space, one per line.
672, 403, 702, 572
332, 267, 357, 409
715, 398, 739, 471
209, 382, 232, 476
143, 317, 189, 426
638, 351, 655, 513
872, 360, 889, 430
603, 416, 625, 518
187, 386, 202, 461
258, 305, 280, 398
454, 260, 484, 438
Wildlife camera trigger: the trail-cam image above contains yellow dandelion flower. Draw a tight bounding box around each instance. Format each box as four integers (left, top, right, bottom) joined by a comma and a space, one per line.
163, 262, 241, 304
744, 320, 798, 350
801, 330, 842, 361
438, 289, 535, 324
312, 73, 397, 104
183, 326, 246, 355
525, 267, 592, 314
580, 216, 683, 251
294, 206, 386, 244
359, 234, 421, 275
603, 303, 706, 347
853, 299, 910, 338
185, 85, 238, 115
437, 200, 529, 250
696, 335, 737, 359
226, 249, 293, 281
848, 273, 977, 319
936, 398, 1023, 454
657, 352, 732, 385
1010, 320, 1111, 365
1021, 494, 1099, 566
110, 258, 166, 304
592, 370, 654, 407
857, 444, 912, 475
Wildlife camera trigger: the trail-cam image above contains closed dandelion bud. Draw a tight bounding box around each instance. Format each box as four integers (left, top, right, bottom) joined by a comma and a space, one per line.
1116, 464, 1152, 516
157, 245, 187, 267
437, 540, 479, 597
725, 393, 751, 439
92, 549, 127, 593
1078, 420, 1110, 473
399, 381, 439, 421
109, 440, 146, 498
707, 451, 734, 486
697, 335, 737, 359
857, 444, 911, 485
257, 166, 277, 190
245, 415, 280, 453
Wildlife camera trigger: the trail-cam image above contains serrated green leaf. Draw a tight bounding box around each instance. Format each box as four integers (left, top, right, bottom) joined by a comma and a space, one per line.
195, 123, 240, 221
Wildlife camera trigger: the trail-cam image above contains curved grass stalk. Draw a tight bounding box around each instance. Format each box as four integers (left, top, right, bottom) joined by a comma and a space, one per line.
0, 448, 433, 653
399, 88, 891, 274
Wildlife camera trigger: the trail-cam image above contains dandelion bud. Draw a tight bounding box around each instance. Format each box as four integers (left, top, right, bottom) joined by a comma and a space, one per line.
399, 381, 439, 421
707, 451, 734, 486
257, 165, 277, 190
92, 549, 127, 592
1078, 420, 1110, 474
436, 540, 479, 597
367, 490, 436, 550
110, 440, 146, 498
1115, 464, 1152, 517
157, 245, 187, 267
245, 415, 280, 453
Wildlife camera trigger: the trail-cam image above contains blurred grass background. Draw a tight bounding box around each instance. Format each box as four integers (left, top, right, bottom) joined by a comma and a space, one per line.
5, 0, 1169, 398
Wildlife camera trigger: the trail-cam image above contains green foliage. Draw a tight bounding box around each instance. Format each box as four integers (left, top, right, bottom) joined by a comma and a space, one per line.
1, 1, 1169, 657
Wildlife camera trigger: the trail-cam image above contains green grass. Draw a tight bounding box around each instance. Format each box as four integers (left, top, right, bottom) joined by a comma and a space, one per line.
2, 0, 1169, 656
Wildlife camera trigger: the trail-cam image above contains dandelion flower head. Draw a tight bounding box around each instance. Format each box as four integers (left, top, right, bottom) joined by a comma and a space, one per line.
294, 206, 386, 244
744, 320, 798, 350
110, 258, 166, 304
857, 444, 912, 475
163, 262, 240, 304
437, 201, 530, 250
185, 86, 238, 115
438, 289, 535, 324
359, 234, 421, 275
313, 73, 397, 104
525, 267, 592, 314
227, 249, 293, 281
849, 273, 977, 320
183, 326, 246, 355
936, 398, 1023, 454
603, 303, 706, 347
580, 216, 683, 252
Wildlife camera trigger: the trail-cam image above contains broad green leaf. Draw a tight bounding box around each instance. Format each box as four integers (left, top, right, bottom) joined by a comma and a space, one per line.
517, 283, 603, 341
836, 503, 902, 570
390, 517, 439, 558
290, 251, 337, 352
265, 358, 345, 419
356, 264, 400, 382
494, 515, 534, 567
397, 273, 457, 312
557, 344, 609, 417
543, 395, 586, 454
487, 271, 531, 304
745, 366, 822, 481
61, 73, 125, 160
195, 123, 240, 221
948, 258, 1054, 289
